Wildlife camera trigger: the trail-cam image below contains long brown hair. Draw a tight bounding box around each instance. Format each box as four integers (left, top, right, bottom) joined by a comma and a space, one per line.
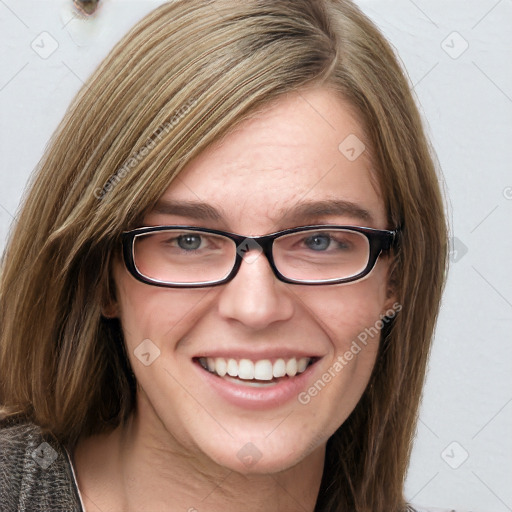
0, 1, 448, 510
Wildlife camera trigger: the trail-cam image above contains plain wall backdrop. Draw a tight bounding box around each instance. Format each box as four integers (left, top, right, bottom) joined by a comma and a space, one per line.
1, 1, 511, 511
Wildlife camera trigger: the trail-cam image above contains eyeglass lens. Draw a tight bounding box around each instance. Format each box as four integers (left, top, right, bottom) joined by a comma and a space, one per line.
132, 228, 371, 285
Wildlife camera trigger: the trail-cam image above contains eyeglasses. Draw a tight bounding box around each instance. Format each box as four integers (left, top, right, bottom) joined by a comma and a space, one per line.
121, 225, 399, 288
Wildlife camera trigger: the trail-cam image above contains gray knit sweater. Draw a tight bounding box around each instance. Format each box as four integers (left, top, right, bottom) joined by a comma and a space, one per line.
0, 419, 83, 511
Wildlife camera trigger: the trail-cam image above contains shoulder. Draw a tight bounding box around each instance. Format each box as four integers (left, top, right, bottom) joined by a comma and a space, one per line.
0, 416, 83, 511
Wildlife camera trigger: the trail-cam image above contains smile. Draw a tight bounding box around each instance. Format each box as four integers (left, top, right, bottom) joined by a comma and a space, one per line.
193, 354, 321, 408
197, 356, 316, 385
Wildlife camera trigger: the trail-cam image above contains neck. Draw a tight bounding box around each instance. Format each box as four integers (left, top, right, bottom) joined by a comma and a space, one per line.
73, 393, 325, 512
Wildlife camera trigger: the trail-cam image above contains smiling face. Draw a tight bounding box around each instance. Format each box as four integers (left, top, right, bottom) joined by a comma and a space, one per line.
111, 86, 396, 474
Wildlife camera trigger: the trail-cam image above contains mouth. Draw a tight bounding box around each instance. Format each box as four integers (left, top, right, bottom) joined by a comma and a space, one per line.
195, 356, 318, 388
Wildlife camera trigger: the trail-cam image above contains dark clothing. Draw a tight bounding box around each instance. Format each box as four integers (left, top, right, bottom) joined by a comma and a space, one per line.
0, 418, 82, 511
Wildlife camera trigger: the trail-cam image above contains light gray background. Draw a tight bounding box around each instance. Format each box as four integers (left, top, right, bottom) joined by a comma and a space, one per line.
1, 1, 511, 511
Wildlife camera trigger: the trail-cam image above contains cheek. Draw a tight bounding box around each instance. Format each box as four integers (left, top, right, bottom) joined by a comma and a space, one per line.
113, 265, 211, 353
296, 278, 389, 429
308, 273, 389, 351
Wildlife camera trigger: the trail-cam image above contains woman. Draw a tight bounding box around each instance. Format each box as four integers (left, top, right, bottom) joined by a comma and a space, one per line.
0, 1, 448, 511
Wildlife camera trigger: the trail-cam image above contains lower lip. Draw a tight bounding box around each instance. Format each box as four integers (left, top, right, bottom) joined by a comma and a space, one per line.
193, 359, 318, 410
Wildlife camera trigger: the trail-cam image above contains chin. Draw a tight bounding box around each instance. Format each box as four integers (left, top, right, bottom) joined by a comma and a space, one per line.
194, 428, 326, 476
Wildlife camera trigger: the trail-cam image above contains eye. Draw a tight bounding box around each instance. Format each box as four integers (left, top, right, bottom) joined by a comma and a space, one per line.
304, 234, 331, 251
176, 234, 202, 250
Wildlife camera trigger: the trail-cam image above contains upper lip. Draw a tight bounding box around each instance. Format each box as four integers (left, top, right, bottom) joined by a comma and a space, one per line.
193, 349, 323, 360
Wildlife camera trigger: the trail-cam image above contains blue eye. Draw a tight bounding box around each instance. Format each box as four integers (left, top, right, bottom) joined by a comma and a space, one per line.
304, 234, 331, 251
177, 234, 202, 250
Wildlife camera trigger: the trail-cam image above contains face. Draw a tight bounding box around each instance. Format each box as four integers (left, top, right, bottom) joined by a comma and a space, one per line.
111, 87, 396, 474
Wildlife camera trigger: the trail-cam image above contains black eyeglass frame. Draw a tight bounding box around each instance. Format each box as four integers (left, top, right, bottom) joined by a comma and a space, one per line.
121, 224, 400, 288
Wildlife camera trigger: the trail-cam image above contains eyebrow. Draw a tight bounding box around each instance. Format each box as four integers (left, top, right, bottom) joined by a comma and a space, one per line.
152, 199, 224, 221
278, 199, 374, 225
151, 198, 374, 226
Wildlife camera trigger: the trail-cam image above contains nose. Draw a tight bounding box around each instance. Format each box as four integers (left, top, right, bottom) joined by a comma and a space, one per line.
217, 249, 294, 330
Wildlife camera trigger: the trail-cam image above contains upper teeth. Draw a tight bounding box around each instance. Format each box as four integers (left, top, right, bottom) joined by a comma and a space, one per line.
199, 357, 311, 381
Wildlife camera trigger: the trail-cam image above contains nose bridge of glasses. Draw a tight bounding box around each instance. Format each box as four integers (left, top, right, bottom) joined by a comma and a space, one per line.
233, 233, 276, 268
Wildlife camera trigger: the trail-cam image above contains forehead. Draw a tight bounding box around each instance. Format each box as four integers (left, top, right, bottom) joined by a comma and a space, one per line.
150, 87, 386, 232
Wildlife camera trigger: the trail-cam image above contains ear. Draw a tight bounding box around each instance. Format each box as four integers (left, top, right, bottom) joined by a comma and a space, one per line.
382, 293, 400, 319
101, 281, 120, 318
101, 255, 120, 319
381, 262, 400, 317
101, 299, 119, 319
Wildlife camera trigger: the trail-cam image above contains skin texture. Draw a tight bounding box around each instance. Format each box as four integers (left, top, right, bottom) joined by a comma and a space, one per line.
73, 87, 396, 512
